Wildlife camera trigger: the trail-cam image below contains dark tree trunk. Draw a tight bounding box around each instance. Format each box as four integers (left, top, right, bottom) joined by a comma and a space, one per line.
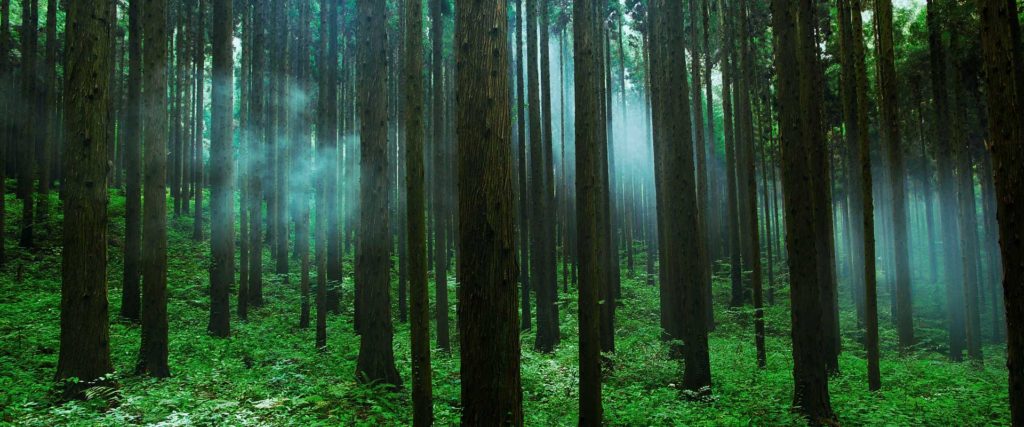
121, 0, 143, 322
138, 0, 171, 378
540, 0, 561, 351
56, 0, 115, 398
248, 0, 266, 309
978, 1, 1024, 423
650, 0, 712, 394
405, 0, 431, 423
354, 0, 401, 388
514, 0, 531, 332
430, 0, 450, 352
0, 0, 9, 268
840, 0, 880, 391
770, 0, 836, 421
192, 0, 206, 242
455, 0, 523, 424
18, 0, 37, 248
926, 0, 965, 362
207, 0, 233, 338
526, 0, 555, 353
573, 0, 604, 423
874, 0, 914, 350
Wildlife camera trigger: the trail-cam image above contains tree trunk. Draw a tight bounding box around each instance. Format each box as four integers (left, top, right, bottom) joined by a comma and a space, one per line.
574, 0, 604, 423
207, 0, 233, 337
430, 0, 450, 352
874, 0, 914, 350
18, 0, 37, 248
354, 0, 401, 389
650, 0, 712, 394
56, 0, 115, 398
455, 0, 523, 423
978, 1, 1024, 422
770, 0, 836, 421
193, 0, 206, 242
138, 0, 171, 378
121, 0, 143, 322
514, 0, 531, 332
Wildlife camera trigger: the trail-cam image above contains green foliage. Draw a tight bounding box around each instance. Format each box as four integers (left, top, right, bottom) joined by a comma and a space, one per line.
0, 191, 1011, 425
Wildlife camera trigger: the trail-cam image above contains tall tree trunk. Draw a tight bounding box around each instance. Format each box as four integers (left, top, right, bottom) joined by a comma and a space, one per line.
0, 0, 9, 267
978, 2, 1024, 422
926, 0, 965, 361
574, 0, 604, 422
56, 0, 114, 398
430, 0, 450, 352
354, 0, 401, 388
874, 0, 914, 350
121, 0, 143, 321
771, 0, 836, 421
455, 0, 523, 423
405, 0, 431, 422
18, 0, 37, 248
139, 0, 171, 378
193, 0, 206, 242
207, 0, 233, 338
514, 0, 531, 332
540, 0, 561, 350
650, 0, 712, 393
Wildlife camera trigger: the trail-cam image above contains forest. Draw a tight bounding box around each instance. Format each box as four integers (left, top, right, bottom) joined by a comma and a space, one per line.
0, 0, 1022, 425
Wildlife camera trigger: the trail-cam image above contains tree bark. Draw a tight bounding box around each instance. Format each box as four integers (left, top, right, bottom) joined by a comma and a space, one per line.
455, 0, 523, 423
574, 0, 605, 423
207, 0, 233, 338
354, 0, 401, 388
138, 0, 171, 378
770, 0, 836, 421
978, 1, 1024, 423
56, 0, 114, 398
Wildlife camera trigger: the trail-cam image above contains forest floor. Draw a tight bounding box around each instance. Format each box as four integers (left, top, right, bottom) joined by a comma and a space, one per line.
0, 190, 1012, 426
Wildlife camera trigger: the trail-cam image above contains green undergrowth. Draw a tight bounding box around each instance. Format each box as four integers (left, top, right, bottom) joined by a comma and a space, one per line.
0, 190, 1011, 425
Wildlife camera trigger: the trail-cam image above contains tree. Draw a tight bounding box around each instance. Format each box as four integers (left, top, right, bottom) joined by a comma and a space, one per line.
573, 0, 604, 423
455, 0, 523, 423
121, 0, 143, 322
431, 0, 450, 352
515, 0, 531, 333
18, 0, 37, 248
354, 0, 401, 388
649, 0, 712, 393
977, 0, 1024, 422
207, 0, 234, 338
139, 0, 171, 378
926, 0, 965, 362
838, 0, 880, 391
57, 0, 114, 398
406, 0, 431, 422
770, 0, 836, 421
37, 0, 57, 222
874, 0, 914, 350
192, 0, 206, 242
527, 0, 557, 352
0, 0, 9, 267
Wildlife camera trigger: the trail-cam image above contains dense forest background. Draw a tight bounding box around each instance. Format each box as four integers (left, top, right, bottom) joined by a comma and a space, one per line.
0, 0, 1022, 425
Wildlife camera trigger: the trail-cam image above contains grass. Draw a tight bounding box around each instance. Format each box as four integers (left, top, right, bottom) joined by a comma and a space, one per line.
0, 190, 1011, 425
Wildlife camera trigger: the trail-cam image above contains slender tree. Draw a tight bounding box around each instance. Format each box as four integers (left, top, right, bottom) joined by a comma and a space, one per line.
431, 0, 451, 352
649, 0, 712, 393
406, 1, 431, 422
138, 0, 171, 378
18, 0, 37, 248
207, 0, 234, 338
874, 0, 914, 350
455, 0, 523, 422
56, 0, 114, 398
771, 0, 836, 421
193, 0, 207, 241
574, 0, 604, 422
121, 0, 143, 321
354, 0, 401, 388
978, 0, 1024, 422
515, 0, 531, 332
